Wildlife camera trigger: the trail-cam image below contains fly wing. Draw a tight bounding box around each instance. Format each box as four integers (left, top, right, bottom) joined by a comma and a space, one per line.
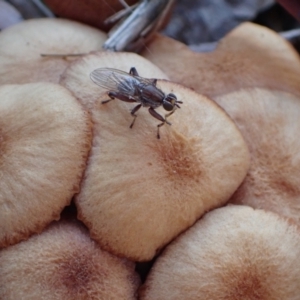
90, 68, 137, 97
90, 68, 156, 97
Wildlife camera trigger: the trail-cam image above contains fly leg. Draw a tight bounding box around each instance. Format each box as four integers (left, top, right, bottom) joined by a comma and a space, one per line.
102, 91, 140, 128
148, 107, 172, 139
164, 109, 176, 123
129, 67, 139, 76
101, 92, 115, 104
129, 67, 157, 86
102, 91, 136, 104
130, 104, 142, 128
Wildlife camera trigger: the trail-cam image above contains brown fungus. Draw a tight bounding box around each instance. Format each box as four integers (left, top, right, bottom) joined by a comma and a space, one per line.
141, 22, 300, 225
214, 88, 300, 224
141, 22, 300, 98
0, 18, 106, 84
64, 52, 250, 261
0, 82, 92, 248
0, 220, 140, 300
140, 205, 300, 300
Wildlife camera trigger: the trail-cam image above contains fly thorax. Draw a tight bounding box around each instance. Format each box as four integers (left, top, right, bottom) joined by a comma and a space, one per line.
141, 85, 165, 107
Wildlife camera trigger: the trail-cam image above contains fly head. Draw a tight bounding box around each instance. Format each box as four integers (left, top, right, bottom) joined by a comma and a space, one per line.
163, 93, 180, 111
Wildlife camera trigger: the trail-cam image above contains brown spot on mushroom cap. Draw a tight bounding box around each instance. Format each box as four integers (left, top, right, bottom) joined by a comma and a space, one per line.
0, 82, 92, 248
0, 220, 140, 299
69, 51, 249, 261
140, 205, 300, 300
141, 23, 300, 98
214, 88, 300, 224
150, 133, 202, 183
0, 18, 106, 84
60, 51, 169, 110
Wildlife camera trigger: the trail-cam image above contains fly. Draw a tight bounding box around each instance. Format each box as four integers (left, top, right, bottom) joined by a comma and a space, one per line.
90, 67, 182, 139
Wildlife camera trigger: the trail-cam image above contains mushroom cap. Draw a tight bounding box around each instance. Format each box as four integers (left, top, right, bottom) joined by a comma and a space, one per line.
214, 88, 300, 224
0, 82, 92, 248
60, 51, 169, 110
67, 52, 250, 261
141, 22, 300, 98
140, 205, 300, 299
0, 18, 106, 84
0, 220, 140, 300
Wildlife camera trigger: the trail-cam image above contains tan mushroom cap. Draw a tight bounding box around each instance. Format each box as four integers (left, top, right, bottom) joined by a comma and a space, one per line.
214, 88, 300, 224
140, 205, 300, 300
70, 52, 250, 261
60, 51, 169, 110
0, 18, 106, 84
0, 82, 92, 248
141, 22, 300, 98
0, 220, 140, 300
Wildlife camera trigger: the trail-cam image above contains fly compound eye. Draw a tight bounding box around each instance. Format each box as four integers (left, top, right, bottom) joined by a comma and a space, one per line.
163, 93, 177, 111
163, 99, 174, 111
166, 93, 177, 102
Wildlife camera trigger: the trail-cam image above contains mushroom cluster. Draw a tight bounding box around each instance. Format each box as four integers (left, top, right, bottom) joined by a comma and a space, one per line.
140, 206, 300, 299
142, 23, 300, 224
0, 17, 300, 299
